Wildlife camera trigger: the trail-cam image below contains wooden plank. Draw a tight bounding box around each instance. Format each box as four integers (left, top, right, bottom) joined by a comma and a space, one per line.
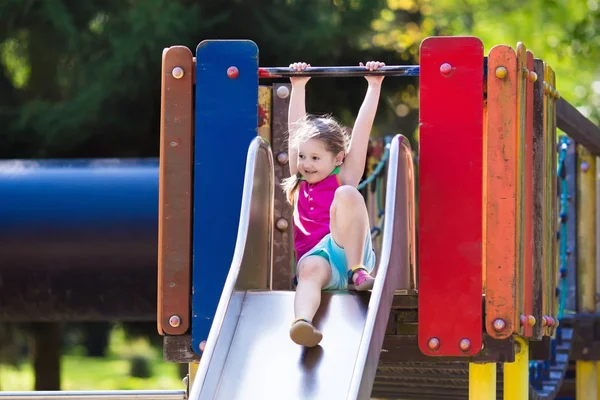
550, 67, 559, 336
523, 49, 535, 338
418, 36, 484, 356
271, 83, 294, 291
258, 86, 272, 140
531, 58, 546, 340
514, 42, 527, 335
557, 98, 600, 157
158, 46, 194, 336
484, 45, 518, 339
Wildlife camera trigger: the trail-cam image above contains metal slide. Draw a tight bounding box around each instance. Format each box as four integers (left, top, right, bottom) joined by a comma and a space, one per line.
189, 135, 412, 400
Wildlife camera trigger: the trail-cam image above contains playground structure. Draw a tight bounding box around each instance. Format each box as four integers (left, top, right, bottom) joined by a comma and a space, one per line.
156, 36, 600, 399
1, 35, 600, 399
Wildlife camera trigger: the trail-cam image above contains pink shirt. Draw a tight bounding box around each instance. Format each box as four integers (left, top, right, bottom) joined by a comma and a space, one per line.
293, 168, 341, 260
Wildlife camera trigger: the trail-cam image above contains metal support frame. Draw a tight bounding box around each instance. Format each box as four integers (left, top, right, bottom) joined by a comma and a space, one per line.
0, 391, 186, 400
258, 65, 420, 78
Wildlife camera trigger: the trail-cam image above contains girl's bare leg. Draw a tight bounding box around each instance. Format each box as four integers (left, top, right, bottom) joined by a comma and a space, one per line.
290, 256, 331, 347
330, 185, 375, 290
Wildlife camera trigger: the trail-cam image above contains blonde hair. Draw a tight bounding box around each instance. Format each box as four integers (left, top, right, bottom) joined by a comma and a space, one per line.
281, 114, 349, 204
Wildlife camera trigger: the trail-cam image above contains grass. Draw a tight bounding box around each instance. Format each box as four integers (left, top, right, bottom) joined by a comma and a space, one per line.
0, 325, 183, 391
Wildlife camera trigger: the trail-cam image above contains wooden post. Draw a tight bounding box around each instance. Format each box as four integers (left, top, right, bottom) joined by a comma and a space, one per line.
271, 83, 294, 290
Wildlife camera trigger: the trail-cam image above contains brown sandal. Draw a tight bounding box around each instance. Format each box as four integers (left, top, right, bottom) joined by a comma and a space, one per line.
289, 318, 323, 347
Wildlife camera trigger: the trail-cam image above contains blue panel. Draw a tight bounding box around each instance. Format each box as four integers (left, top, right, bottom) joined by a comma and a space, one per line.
192, 40, 259, 352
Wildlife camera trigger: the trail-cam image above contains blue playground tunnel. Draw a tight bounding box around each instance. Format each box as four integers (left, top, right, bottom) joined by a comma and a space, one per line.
0, 158, 161, 322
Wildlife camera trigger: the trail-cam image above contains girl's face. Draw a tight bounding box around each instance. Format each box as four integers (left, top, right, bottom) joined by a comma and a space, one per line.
297, 138, 343, 184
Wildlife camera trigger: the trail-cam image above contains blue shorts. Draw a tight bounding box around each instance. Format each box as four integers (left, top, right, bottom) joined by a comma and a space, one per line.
294, 231, 376, 291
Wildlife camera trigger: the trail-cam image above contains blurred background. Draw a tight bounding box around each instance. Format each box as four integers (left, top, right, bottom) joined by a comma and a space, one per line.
0, 0, 599, 392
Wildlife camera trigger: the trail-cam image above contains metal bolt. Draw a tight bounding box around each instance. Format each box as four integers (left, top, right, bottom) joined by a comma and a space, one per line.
427, 337, 440, 351
169, 315, 181, 328
495, 67, 507, 79
581, 161, 590, 172
277, 86, 290, 99
227, 66, 239, 79
528, 71, 538, 83
170, 141, 178, 147
440, 63, 452, 75
519, 314, 527, 326
492, 318, 506, 332
459, 338, 471, 352
276, 218, 289, 232
277, 152, 289, 165
172, 67, 184, 79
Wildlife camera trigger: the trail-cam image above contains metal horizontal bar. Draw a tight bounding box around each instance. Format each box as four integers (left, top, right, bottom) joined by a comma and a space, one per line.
0, 390, 186, 400
556, 97, 600, 156
258, 65, 420, 78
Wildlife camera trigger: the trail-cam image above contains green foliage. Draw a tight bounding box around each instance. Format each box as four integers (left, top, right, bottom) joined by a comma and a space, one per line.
0, 0, 408, 158
367, 0, 600, 124
0, 0, 598, 158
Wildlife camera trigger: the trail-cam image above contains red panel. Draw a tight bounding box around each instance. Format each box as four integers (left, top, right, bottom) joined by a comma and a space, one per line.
418, 36, 485, 356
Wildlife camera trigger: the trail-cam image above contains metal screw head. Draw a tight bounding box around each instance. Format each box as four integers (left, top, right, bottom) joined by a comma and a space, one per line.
459, 338, 471, 352
172, 67, 184, 79
227, 66, 239, 79
169, 315, 181, 328
492, 318, 506, 332
440, 63, 452, 75
277, 86, 290, 99
495, 67, 507, 79
277, 152, 289, 165
276, 218, 289, 232
427, 337, 440, 351
519, 314, 527, 326
581, 161, 590, 172
529, 71, 538, 83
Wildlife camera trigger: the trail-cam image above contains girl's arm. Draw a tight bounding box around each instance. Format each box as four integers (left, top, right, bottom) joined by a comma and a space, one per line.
287, 62, 311, 176
339, 61, 385, 187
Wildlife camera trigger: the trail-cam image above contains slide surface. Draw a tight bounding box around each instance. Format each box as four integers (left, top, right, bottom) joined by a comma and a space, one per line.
190, 135, 414, 400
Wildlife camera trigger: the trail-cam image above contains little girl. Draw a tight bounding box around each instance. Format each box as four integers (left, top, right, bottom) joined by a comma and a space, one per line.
282, 60, 385, 347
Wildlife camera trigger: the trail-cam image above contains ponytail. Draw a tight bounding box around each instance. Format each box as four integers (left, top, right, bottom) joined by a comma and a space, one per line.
281, 172, 302, 205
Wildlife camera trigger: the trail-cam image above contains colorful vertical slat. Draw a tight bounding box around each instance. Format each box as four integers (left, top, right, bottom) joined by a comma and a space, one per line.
550, 67, 560, 336
543, 62, 552, 335
258, 86, 272, 141
485, 45, 518, 339
514, 42, 527, 335
271, 83, 294, 291
192, 40, 259, 354
523, 49, 535, 337
158, 46, 194, 336
531, 58, 546, 340
418, 36, 484, 356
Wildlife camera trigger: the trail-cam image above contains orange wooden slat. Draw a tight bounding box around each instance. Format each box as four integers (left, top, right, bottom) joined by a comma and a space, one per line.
485, 45, 518, 339
157, 46, 194, 336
